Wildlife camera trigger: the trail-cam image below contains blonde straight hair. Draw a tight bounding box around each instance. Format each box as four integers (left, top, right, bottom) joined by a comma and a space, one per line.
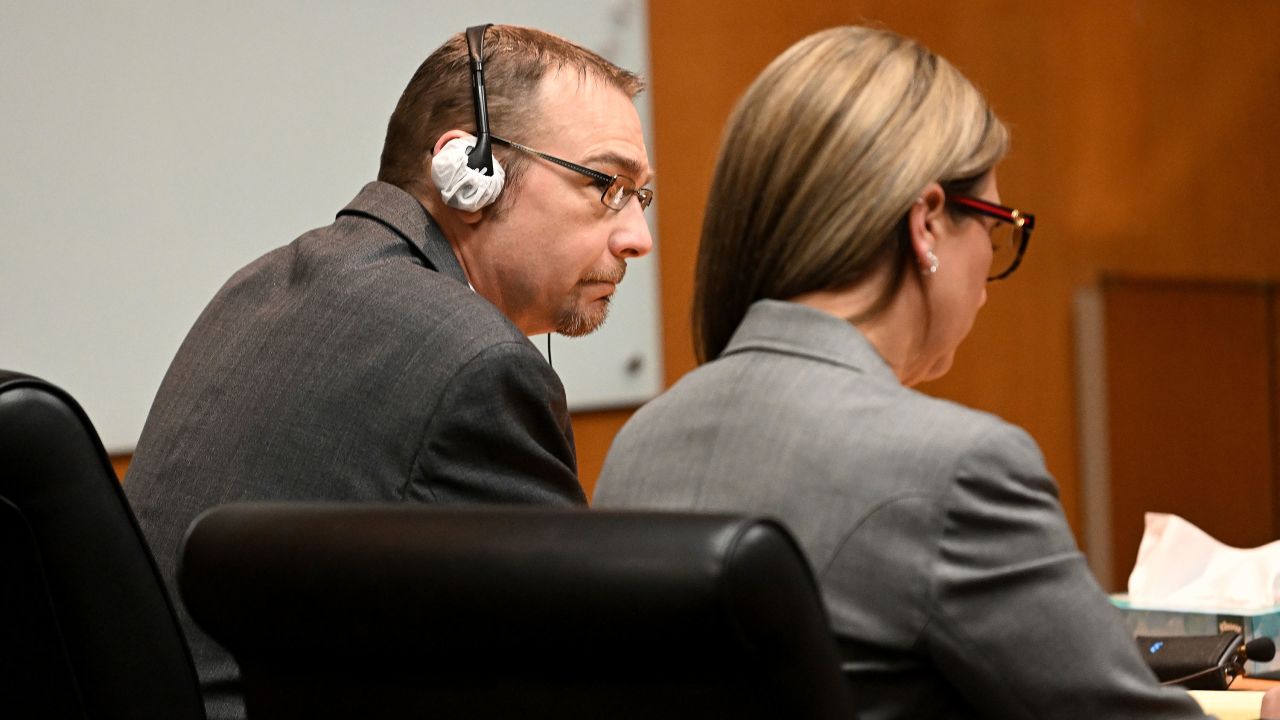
694, 26, 1008, 362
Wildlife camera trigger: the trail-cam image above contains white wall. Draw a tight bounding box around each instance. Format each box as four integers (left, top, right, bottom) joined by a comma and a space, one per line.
0, 1, 660, 452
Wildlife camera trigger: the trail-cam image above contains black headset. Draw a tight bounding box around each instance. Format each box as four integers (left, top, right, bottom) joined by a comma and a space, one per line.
464, 24, 495, 176
460, 24, 554, 360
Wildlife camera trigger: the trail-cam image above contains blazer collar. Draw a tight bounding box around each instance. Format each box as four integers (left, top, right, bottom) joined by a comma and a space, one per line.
720, 299, 899, 383
337, 181, 468, 286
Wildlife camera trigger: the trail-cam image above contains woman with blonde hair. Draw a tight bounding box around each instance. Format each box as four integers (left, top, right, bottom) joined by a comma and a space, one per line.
595, 26, 1206, 719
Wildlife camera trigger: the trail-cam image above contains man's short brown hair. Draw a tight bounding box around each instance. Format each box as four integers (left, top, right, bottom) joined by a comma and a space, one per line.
378, 25, 644, 212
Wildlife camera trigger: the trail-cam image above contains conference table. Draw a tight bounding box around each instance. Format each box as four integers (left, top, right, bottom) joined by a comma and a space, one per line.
1193, 676, 1280, 719
1233, 677, 1280, 691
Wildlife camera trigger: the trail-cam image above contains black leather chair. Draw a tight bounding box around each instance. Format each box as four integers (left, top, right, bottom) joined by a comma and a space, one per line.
0, 370, 205, 720
180, 504, 856, 719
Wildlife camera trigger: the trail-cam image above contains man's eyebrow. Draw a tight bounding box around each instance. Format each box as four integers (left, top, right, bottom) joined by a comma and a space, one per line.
582, 151, 653, 185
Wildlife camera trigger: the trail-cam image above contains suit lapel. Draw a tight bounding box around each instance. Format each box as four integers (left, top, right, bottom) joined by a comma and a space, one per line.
721, 299, 899, 383
337, 182, 469, 286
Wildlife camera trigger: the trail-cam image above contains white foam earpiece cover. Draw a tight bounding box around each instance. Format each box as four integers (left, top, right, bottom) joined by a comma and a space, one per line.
430, 136, 505, 212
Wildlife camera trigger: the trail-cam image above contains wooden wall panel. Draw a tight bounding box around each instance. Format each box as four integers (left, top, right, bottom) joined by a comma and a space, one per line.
567, 409, 631, 499
111, 454, 130, 483
1101, 279, 1277, 590
604, 0, 1280, 561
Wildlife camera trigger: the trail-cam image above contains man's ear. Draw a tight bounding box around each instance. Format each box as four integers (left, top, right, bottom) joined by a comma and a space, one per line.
429, 129, 484, 225
906, 182, 947, 272
432, 129, 475, 156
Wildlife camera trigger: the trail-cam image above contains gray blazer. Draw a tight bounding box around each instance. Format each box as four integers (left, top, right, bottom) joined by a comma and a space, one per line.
126, 181, 583, 720
595, 299, 1206, 720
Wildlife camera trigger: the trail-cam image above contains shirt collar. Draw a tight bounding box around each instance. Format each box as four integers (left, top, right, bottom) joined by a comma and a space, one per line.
720, 299, 899, 384
337, 181, 468, 287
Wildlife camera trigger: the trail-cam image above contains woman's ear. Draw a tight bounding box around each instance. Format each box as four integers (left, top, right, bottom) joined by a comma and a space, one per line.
907, 182, 947, 273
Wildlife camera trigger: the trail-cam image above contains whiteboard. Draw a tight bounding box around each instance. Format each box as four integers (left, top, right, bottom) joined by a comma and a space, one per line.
0, 1, 661, 453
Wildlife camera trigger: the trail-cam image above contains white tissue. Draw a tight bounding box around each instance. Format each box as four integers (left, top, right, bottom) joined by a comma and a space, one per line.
1128, 512, 1280, 610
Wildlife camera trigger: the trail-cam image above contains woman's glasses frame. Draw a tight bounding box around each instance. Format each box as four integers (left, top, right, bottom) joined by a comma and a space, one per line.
948, 195, 1035, 281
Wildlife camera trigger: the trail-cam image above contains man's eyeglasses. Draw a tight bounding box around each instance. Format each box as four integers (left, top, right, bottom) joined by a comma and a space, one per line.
491, 135, 654, 212
948, 195, 1035, 281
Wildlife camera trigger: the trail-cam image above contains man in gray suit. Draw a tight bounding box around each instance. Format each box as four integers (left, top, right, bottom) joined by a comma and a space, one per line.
125, 25, 653, 719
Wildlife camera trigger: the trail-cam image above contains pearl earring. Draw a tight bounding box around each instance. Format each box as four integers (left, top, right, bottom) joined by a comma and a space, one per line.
925, 250, 939, 275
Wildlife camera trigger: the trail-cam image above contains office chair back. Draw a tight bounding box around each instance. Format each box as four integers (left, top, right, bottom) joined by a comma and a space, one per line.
180, 504, 856, 719
0, 370, 205, 720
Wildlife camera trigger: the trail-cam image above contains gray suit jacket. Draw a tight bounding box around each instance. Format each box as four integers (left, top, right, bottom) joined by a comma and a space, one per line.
126, 181, 583, 720
595, 300, 1206, 719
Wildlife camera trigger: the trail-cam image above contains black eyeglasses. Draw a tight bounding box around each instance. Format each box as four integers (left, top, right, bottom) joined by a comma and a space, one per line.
491, 135, 653, 212
948, 195, 1035, 281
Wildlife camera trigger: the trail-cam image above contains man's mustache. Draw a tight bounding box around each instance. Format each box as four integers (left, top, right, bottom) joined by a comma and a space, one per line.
580, 262, 626, 286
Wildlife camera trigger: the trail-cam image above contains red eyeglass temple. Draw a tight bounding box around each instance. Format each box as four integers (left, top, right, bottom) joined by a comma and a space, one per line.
951, 195, 1013, 220
949, 196, 1036, 234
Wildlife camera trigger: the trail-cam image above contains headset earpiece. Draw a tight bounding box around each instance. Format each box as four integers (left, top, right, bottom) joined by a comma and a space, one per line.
465, 24, 496, 175
430, 23, 503, 212
431, 135, 505, 211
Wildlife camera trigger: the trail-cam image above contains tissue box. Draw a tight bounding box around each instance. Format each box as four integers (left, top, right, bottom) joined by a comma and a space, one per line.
1111, 594, 1280, 679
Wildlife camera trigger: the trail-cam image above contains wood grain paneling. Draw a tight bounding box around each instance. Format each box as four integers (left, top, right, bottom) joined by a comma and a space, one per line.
1101, 278, 1277, 589
567, 408, 632, 499
110, 454, 130, 483
616, 0, 1280, 557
